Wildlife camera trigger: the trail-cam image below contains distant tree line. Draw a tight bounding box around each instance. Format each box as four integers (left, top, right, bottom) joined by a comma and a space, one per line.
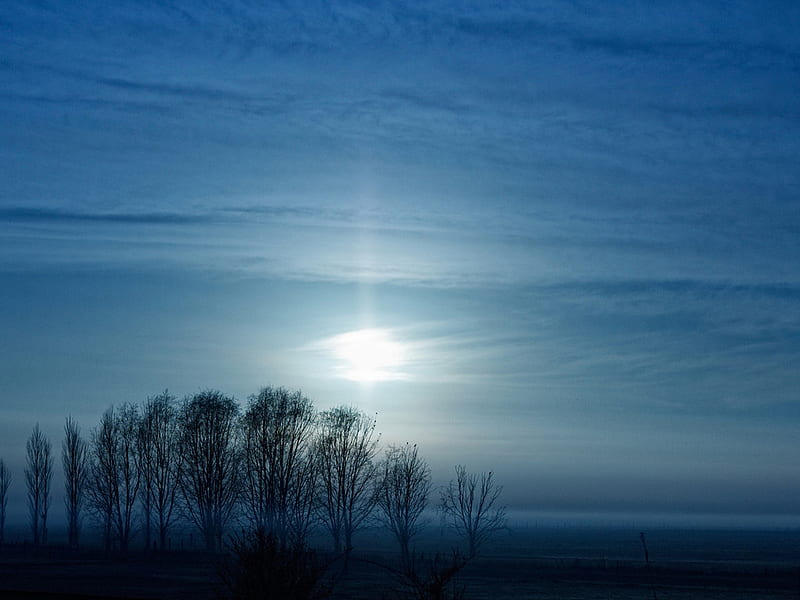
0, 386, 506, 568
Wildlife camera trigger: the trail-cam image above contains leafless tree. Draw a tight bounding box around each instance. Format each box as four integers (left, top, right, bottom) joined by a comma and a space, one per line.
439, 465, 506, 558
113, 403, 140, 552
377, 443, 432, 568
178, 390, 240, 552
285, 448, 318, 549
138, 391, 181, 550
62, 416, 88, 547
137, 408, 154, 551
241, 386, 317, 547
0, 459, 10, 544
88, 409, 116, 551
25, 424, 53, 545
88, 405, 141, 552
315, 406, 379, 559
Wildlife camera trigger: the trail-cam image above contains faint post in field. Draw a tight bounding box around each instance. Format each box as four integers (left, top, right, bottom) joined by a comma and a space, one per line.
640, 531, 657, 600
0, 459, 10, 544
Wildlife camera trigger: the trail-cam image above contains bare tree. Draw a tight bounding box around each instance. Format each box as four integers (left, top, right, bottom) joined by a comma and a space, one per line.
377, 443, 432, 567
114, 403, 140, 552
178, 390, 240, 552
62, 417, 88, 548
285, 448, 318, 549
88, 409, 116, 551
88, 405, 140, 552
0, 459, 10, 544
439, 465, 506, 558
315, 406, 379, 559
137, 407, 154, 551
25, 424, 53, 545
138, 390, 181, 551
241, 386, 316, 547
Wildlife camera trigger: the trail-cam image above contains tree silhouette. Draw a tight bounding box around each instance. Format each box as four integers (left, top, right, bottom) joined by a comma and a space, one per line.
25, 424, 53, 545
178, 390, 240, 552
62, 416, 88, 548
138, 390, 181, 550
0, 459, 10, 544
439, 465, 506, 558
114, 404, 141, 552
88, 405, 141, 552
376, 443, 432, 568
88, 409, 115, 551
315, 406, 378, 561
285, 439, 318, 549
241, 387, 316, 547
0, 386, 510, 590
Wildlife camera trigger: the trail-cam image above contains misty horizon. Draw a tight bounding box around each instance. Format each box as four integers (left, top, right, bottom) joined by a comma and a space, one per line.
0, 389, 797, 532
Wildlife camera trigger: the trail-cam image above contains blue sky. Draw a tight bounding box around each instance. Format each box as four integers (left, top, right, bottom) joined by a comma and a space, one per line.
1, 2, 799, 524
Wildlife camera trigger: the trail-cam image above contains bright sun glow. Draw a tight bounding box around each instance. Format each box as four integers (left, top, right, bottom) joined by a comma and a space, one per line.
328, 328, 407, 382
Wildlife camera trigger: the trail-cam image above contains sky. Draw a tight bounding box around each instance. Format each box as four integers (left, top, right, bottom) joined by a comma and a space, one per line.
1, 1, 799, 526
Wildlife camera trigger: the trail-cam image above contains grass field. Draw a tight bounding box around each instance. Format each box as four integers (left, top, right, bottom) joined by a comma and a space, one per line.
1, 527, 798, 599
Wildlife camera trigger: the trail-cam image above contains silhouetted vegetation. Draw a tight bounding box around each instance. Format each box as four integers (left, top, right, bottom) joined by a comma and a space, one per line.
400, 551, 469, 600
377, 443, 432, 569
62, 416, 88, 548
219, 529, 334, 600
88, 405, 140, 552
2, 398, 798, 600
439, 465, 506, 558
0, 386, 511, 598
25, 423, 53, 545
241, 386, 317, 548
315, 405, 379, 563
138, 390, 181, 551
178, 390, 240, 552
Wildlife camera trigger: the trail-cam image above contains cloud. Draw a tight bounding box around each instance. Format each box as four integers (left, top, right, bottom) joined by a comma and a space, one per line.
3, 196, 798, 298
0, 206, 210, 225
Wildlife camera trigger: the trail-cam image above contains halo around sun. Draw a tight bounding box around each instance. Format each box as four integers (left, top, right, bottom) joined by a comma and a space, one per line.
326, 328, 407, 382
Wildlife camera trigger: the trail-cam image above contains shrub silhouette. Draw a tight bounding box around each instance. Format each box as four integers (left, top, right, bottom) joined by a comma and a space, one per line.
401, 551, 468, 600
219, 529, 334, 600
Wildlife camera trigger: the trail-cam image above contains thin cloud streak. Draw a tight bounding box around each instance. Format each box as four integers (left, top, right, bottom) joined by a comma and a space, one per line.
0, 206, 212, 225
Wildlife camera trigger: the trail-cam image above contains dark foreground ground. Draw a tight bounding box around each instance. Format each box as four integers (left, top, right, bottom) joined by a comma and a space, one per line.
1, 527, 798, 599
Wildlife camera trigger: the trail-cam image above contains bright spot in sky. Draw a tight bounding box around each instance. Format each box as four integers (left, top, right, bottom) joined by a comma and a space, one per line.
328, 328, 407, 382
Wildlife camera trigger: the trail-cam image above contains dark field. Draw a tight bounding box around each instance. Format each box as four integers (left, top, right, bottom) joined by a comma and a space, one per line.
1, 527, 799, 599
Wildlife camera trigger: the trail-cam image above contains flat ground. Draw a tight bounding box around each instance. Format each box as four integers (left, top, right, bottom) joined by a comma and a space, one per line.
1, 527, 798, 599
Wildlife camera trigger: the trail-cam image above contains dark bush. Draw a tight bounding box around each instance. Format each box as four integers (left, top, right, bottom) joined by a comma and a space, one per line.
397, 551, 468, 600
219, 529, 334, 600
